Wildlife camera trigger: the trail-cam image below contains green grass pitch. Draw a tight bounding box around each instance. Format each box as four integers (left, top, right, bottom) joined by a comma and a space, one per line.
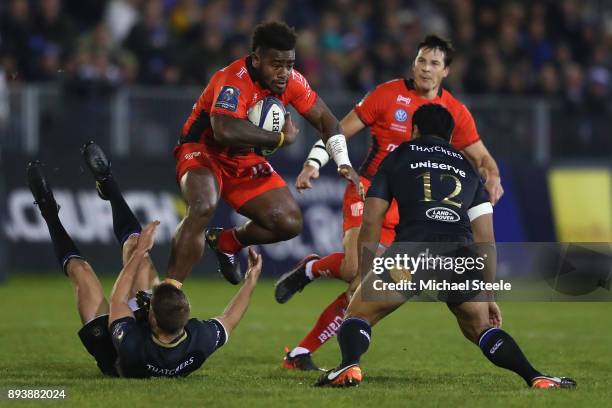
0, 275, 610, 407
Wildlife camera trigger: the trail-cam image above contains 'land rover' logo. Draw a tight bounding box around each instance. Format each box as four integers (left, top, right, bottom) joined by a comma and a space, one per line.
426, 207, 460, 223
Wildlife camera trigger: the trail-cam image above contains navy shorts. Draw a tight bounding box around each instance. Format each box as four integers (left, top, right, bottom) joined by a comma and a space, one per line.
77, 315, 119, 377
383, 234, 485, 305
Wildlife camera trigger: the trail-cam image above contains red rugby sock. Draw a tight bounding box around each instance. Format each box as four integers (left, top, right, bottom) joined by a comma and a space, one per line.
297, 292, 349, 353
218, 228, 244, 254
310, 252, 344, 279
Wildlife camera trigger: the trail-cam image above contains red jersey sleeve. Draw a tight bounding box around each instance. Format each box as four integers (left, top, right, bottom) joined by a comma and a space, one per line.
451, 103, 480, 150
208, 72, 251, 119
286, 69, 317, 115
353, 84, 387, 126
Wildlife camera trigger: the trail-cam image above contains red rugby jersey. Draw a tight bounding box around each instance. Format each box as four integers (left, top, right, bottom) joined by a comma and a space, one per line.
181, 56, 317, 156
354, 79, 480, 179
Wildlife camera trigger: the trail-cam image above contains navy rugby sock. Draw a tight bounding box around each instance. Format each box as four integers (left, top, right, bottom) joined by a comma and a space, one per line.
42, 212, 82, 275
101, 176, 141, 246
338, 317, 372, 367
478, 328, 542, 385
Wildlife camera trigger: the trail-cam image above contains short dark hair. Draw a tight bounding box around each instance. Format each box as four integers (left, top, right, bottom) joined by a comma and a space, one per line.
251, 21, 297, 52
417, 34, 454, 67
412, 104, 455, 142
151, 283, 190, 335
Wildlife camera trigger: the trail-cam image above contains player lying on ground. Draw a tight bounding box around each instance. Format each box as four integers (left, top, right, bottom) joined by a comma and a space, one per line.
315, 105, 575, 389
26, 143, 262, 378
277, 34, 504, 370
169, 21, 362, 286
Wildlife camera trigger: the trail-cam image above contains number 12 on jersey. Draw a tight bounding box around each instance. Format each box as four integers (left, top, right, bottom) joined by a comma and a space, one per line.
416, 171, 463, 208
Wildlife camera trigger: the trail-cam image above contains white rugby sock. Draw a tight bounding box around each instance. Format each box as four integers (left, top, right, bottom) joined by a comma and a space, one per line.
305, 260, 316, 280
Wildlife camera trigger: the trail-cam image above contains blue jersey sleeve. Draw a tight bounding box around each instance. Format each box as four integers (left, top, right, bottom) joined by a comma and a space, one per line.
466, 179, 493, 221
199, 319, 228, 356
110, 317, 144, 376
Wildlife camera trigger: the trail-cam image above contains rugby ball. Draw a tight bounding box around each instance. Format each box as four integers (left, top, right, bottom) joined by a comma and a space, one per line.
248, 96, 286, 133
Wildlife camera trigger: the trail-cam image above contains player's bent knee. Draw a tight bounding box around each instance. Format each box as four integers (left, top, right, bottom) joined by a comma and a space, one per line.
267, 208, 303, 239
280, 213, 303, 238
187, 200, 217, 225
67, 259, 95, 279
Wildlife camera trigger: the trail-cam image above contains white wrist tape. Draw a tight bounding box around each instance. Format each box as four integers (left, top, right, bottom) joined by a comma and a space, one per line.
325, 134, 352, 168
305, 140, 330, 170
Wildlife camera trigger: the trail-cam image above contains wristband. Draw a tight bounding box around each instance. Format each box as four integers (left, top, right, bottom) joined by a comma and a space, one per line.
277, 131, 285, 149
325, 134, 352, 168
260, 131, 285, 156
305, 140, 330, 170
163, 278, 183, 289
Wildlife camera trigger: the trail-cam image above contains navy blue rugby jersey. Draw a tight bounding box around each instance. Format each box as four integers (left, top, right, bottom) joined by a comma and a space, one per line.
110, 317, 227, 378
367, 135, 492, 242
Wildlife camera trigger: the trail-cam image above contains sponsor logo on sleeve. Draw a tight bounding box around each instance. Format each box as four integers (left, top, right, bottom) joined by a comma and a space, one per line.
215, 86, 240, 111
113, 322, 127, 341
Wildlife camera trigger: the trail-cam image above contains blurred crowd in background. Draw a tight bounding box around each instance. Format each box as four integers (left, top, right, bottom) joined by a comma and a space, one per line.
1, 0, 611, 106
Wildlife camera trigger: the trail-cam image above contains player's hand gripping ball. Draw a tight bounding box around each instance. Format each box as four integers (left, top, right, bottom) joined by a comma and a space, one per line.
248, 96, 286, 156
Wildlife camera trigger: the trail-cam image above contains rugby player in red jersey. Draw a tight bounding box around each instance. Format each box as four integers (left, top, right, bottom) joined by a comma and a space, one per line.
276, 35, 504, 370
168, 22, 362, 285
